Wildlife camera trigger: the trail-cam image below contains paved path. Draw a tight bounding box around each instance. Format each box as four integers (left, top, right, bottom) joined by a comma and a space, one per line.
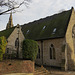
34, 66, 75, 75
3, 73, 33, 75
50, 71, 75, 75
2, 66, 75, 75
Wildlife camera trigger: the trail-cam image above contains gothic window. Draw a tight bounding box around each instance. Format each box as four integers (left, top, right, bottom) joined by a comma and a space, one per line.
50, 48, 52, 59
50, 44, 56, 59
0, 39, 1, 44
7, 40, 8, 43
15, 38, 19, 48
7, 48, 9, 53
72, 24, 75, 38
37, 46, 40, 59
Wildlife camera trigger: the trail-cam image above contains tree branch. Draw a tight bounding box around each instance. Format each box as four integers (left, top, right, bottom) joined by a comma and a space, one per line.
0, 7, 18, 15
0, 0, 31, 15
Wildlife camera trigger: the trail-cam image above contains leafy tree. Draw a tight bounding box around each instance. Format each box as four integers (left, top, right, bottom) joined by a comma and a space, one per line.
0, 0, 31, 15
22, 39, 38, 61
0, 36, 7, 61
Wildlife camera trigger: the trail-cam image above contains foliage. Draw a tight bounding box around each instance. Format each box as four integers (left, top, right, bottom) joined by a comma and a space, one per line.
0, 36, 7, 61
3, 53, 17, 59
22, 39, 38, 61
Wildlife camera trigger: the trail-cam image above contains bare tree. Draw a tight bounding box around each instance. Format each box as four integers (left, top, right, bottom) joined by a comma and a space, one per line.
0, 0, 31, 15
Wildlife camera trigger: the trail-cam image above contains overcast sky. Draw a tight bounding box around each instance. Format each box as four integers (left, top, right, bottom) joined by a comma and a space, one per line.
0, 0, 75, 31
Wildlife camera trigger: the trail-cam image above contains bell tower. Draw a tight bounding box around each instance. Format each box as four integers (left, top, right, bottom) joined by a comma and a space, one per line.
6, 12, 14, 29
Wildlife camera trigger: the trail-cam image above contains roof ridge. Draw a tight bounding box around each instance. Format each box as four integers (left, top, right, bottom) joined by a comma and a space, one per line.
21, 8, 72, 40
22, 8, 72, 26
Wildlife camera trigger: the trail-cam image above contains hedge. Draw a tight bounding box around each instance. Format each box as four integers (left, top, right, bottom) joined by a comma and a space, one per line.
22, 39, 38, 61
0, 36, 7, 61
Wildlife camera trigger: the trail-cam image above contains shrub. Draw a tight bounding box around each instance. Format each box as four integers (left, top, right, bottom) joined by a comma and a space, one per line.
22, 39, 38, 61
3, 53, 17, 59
0, 36, 7, 61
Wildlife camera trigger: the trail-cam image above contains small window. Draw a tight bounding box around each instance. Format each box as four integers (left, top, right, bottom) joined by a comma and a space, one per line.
52, 28, 57, 34
37, 46, 40, 59
53, 28, 56, 32
50, 44, 56, 59
26, 30, 30, 34
43, 26, 46, 30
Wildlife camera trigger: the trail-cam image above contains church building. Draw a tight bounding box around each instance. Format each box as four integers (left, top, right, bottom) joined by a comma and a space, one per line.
0, 7, 75, 70
0, 13, 25, 58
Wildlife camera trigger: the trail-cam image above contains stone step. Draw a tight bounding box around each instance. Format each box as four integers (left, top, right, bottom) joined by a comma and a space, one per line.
35, 69, 50, 73
36, 68, 50, 73
34, 72, 50, 75
34, 67, 51, 75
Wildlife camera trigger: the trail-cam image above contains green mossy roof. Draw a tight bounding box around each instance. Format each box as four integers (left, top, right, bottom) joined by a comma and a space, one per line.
0, 27, 15, 39
21, 8, 72, 40
0, 8, 72, 40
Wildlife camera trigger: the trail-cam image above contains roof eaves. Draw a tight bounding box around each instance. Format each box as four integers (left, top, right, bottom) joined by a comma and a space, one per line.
34, 36, 65, 41
0, 27, 15, 39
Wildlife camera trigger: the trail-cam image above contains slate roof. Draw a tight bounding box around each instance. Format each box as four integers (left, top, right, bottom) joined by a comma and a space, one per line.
21, 8, 72, 40
0, 27, 15, 39
0, 8, 72, 40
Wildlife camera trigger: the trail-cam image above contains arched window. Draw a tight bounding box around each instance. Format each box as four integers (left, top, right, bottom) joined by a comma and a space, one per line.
7, 48, 9, 53
0, 39, 1, 44
15, 38, 19, 48
37, 46, 40, 59
50, 44, 56, 59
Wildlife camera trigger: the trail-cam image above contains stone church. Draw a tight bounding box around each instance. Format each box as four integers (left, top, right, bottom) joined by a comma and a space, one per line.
0, 7, 75, 70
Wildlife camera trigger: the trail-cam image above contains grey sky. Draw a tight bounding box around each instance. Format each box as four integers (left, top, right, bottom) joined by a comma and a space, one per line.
0, 0, 75, 31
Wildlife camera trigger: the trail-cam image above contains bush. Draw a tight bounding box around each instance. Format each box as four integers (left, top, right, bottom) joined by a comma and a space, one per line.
0, 36, 7, 61
22, 39, 38, 61
3, 53, 17, 59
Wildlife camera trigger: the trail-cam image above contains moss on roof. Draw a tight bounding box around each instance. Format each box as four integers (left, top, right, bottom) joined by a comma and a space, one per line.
0, 27, 15, 39
21, 8, 72, 40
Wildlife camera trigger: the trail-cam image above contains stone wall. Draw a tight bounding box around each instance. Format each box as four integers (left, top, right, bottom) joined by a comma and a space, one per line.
36, 38, 65, 67
36, 8, 75, 71
0, 60, 34, 75
7, 26, 25, 58
35, 41, 42, 65
66, 8, 75, 70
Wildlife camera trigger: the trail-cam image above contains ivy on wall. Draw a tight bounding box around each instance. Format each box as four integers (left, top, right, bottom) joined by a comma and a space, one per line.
0, 36, 7, 61
22, 39, 38, 61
